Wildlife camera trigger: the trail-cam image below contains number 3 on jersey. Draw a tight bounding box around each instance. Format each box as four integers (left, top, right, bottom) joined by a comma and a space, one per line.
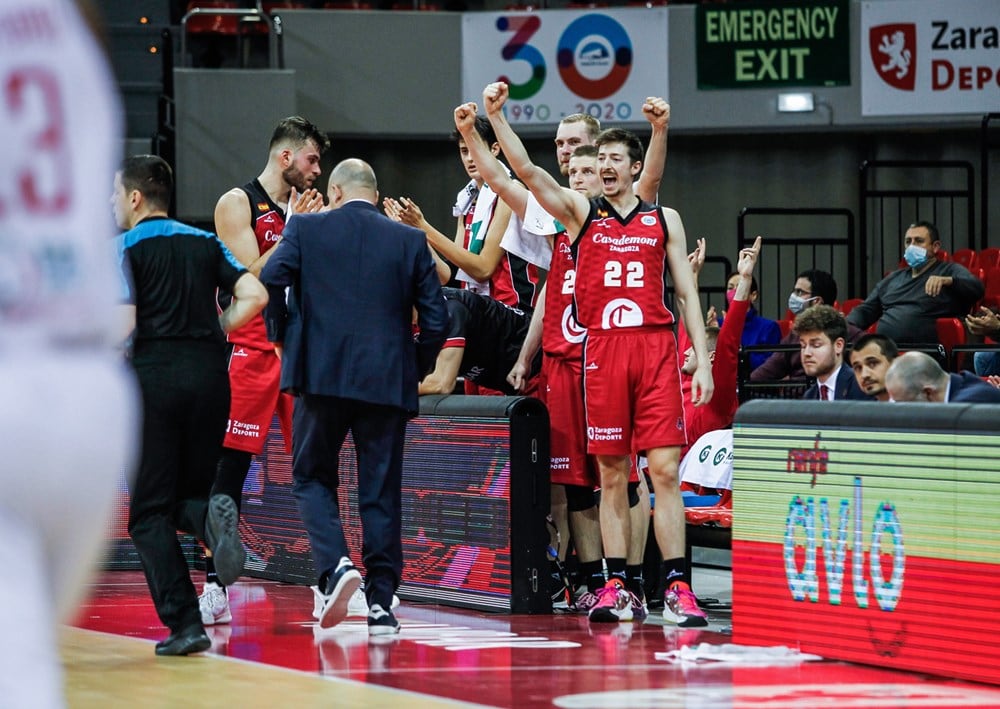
604, 261, 644, 288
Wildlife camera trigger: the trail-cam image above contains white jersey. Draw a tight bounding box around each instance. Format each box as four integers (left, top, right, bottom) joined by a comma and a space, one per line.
679, 428, 735, 491
0, 0, 123, 355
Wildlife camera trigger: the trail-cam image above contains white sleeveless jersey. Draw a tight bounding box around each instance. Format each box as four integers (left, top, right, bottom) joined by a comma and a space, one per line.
0, 0, 123, 355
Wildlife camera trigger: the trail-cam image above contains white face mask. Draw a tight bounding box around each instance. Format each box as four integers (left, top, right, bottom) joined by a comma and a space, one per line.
787, 292, 818, 315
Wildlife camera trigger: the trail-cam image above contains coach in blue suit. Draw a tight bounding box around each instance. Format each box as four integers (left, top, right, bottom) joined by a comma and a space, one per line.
885, 351, 1000, 403
260, 159, 448, 635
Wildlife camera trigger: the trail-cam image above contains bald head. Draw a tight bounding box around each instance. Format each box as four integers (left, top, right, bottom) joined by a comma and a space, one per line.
884, 351, 949, 402
327, 158, 378, 207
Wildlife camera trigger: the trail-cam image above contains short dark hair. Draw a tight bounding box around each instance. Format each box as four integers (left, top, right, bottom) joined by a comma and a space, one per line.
595, 128, 643, 166
120, 155, 173, 212
909, 219, 940, 243
269, 116, 330, 154
851, 333, 899, 361
796, 269, 837, 306
572, 145, 598, 159
451, 115, 496, 147
793, 304, 847, 343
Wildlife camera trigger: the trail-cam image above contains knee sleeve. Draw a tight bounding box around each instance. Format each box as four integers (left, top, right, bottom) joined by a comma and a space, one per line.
564, 484, 597, 513
627, 481, 640, 508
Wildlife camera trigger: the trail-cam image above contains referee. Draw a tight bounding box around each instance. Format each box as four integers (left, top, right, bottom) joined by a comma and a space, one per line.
115, 155, 268, 655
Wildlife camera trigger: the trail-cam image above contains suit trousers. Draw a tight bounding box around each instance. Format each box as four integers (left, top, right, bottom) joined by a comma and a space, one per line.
129, 341, 230, 632
292, 394, 407, 611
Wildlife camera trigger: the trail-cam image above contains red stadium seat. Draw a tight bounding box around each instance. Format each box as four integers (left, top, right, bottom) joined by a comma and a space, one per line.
936, 317, 967, 371
778, 319, 793, 338
952, 248, 978, 272
185, 1, 240, 34
984, 267, 1000, 302
979, 247, 1000, 271
839, 298, 863, 316
936, 249, 950, 261
324, 1, 373, 6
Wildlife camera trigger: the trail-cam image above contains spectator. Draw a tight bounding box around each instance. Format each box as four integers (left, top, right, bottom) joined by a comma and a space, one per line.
964, 306, 1000, 376
885, 351, 1000, 403
794, 305, 871, 401
751, 269, 863, 382
682, 237, 762, 450
848, 333, 899, 402
847, 221, 983, 345
710, 271, 780, 372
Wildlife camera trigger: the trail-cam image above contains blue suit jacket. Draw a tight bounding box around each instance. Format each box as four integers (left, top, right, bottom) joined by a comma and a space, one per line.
802, 364, 873, 401
948, 371, 1000, 403
260, 200, 448, 415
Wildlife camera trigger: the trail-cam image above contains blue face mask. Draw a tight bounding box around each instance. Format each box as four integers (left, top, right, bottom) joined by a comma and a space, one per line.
787, 292, 817, 315
903, 244, 930, 268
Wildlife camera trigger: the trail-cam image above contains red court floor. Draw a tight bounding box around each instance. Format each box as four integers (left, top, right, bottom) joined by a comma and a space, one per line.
71, 569, 1000, 708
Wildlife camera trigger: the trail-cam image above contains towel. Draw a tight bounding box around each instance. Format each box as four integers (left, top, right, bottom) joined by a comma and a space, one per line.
452, 179, 491, 295
500, 193, 555, 269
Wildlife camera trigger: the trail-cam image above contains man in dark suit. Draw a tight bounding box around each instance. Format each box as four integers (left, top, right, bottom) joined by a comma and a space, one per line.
260, 158, 448, 636
885, 351, 1000, 403
794, 305, 872, 401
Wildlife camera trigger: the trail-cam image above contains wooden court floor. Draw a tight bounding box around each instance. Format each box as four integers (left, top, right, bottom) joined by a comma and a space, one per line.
64, 569, 1000, 708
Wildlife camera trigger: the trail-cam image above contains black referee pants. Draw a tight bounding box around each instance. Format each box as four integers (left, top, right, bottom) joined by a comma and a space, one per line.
128, 341, 230, 632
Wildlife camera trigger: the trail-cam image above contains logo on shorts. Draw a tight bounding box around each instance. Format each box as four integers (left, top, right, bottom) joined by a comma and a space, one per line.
587, 425, 623, 442
232, 347, 248, 358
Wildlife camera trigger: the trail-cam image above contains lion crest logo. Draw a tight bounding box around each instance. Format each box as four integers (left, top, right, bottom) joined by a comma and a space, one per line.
869, 23, 917, 91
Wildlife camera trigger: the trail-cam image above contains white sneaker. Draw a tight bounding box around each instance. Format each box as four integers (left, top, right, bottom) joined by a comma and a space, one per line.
200, 582, 232, 626
312, 582, 401, 620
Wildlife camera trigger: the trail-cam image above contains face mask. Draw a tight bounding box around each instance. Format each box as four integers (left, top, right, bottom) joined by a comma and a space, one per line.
903, 244, 929, 268
725, 289, 737, 307
787, 292, 817, 315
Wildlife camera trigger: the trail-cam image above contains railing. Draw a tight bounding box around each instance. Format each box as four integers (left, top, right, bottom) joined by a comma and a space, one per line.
180, 5, 282, 68
859, 159, 975, 293
736, 207, 856, 315
981, 113, 1000, 250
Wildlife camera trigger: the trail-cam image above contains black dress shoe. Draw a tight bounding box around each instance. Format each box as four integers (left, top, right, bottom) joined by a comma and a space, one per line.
155, 626, 211, 656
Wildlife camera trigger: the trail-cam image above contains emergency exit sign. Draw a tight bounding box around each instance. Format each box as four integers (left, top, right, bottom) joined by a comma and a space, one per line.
696, 0, 850, 89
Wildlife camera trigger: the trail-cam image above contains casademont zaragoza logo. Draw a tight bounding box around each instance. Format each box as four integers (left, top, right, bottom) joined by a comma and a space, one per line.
869, 23, 917, 90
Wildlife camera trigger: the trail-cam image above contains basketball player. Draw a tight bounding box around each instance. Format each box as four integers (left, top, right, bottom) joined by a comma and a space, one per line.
483, 81, 714, 627
0, 0, 137, 702
200, 117, 330, 626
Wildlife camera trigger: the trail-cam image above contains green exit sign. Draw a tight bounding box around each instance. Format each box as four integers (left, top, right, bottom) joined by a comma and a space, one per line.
697, 0, 850, 89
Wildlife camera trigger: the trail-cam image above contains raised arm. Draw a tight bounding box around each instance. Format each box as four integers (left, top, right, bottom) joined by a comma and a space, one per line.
482, 82, 589, 237
634, 97, 669, 204
664, 207, 714, 406
454, 102, 529, 220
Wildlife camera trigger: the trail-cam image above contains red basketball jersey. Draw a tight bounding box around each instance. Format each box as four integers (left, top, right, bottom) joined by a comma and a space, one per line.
542, 232, 587, 360
572, 198, 674, 331
226, 179, 285, 349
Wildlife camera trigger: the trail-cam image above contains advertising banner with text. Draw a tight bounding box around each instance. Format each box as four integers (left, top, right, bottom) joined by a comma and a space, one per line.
861, 0, 1000, 116
732, 408, 1000, 686
696, 0, 849, 89
462, 9, 668, 128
